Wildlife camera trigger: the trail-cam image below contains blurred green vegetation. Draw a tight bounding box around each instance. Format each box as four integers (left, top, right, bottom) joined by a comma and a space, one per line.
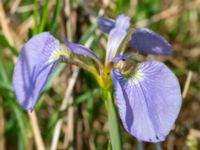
0, 0, 200, 150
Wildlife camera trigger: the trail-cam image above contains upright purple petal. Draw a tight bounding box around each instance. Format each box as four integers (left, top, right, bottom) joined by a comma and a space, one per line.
105, 14, 130, 65
65, 39, 102, 66
112, 53, 137, 63
111, 61, 182, 142
97, 17, 115, 33
130, 28, 173, 55
12, 32, 60, 110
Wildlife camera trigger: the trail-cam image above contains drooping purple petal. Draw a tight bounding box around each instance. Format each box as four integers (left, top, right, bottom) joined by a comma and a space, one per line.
130, 28, 173, 55
12, 32, 60, 110
112, 53, 137, 63
97, 17, 115, 33
105, 14, 130, 64
65, 39, 102, 66
111, 61, 182, 142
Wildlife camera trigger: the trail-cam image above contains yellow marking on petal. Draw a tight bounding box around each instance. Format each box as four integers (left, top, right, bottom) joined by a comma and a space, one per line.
48, 48, 70, 64
123, 68, 144, 85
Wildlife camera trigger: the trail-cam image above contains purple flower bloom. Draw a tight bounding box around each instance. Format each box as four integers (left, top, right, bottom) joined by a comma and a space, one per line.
97, 17, 173, 56
98, 14, 181, 142
12, 33, 99, 110
12, 14, 182, 143
12, 32, 61, 110
112, 61, 181, 142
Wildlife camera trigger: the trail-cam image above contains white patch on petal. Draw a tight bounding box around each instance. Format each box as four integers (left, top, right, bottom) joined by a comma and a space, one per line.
48, 49, 61, 63
127, 68, 144, 85
48, 46, 70, 64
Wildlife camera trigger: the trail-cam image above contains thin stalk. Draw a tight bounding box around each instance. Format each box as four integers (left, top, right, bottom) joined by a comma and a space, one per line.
33, 0, 39, 34
39, 0, 49, 32
49, 0, 62, 33
137, 140, 144, 150
28, 111, 45, 150
155, 143, 162, 150
103, 89, 122, 150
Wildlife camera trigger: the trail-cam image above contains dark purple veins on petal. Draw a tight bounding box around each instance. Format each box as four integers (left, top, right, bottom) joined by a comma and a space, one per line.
130, 28, 173, 55
111, 61, 182, 142
12, 32, 60, 110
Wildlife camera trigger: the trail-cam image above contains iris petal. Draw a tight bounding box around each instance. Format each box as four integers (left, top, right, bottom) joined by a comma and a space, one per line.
105, 14, 130, 64
130, 28, 173, 55
65, 39, 102, 66
97, 15, 172, 56
12, 32, 60, 110
111, 61, 182, 142
97, 17, 115, 33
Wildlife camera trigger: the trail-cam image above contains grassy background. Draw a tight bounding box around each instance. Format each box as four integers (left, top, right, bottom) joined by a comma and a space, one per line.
0, 0, 200, 149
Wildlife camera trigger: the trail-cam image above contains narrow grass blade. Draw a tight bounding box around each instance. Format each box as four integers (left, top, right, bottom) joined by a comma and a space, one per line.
0, 34, 18, 56
0, 60, 9, 83
49, 0, 62, 34
33, 0, 39, 34
39, 0, 49, 32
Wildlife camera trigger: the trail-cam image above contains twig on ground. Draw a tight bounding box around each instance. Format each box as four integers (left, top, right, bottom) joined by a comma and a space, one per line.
17, 16, 34, 40
0, 98, 5, 150
10, 0, 21, 14
50, 67, 79, 150
182, 71, 193, 99
28, 111, 45, 150
188, 129, 200, 139
136, 0, 200, 27
16, 4, 34, 13
0, 2, 14, 45
62, 0, 75, 148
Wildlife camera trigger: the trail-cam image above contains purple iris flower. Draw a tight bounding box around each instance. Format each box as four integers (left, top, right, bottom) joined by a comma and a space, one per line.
12, 14, 182, 142
12, 33, 61, 110
98, 15, 181, 142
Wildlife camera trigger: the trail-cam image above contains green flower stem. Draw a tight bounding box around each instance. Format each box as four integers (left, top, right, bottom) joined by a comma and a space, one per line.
33, 0, 39, 34
103, 89, 122, 150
